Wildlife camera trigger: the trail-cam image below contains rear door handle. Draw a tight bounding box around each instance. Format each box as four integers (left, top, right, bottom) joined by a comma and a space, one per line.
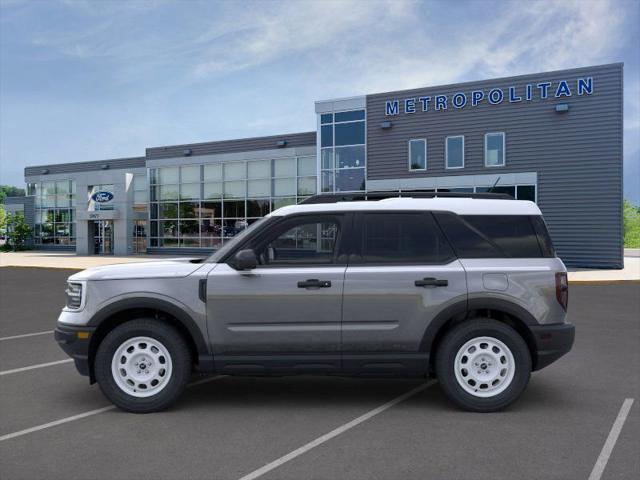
415, 277, 448, 287
297, 279, 332, 289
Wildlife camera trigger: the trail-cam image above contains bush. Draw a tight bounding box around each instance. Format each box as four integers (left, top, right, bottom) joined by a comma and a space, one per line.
624, 199, 640, 248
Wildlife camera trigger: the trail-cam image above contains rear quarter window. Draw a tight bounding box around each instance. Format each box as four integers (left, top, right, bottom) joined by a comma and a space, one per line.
434, 212, 544, 258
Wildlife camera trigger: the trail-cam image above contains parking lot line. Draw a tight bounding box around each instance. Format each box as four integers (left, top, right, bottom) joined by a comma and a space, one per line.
0, 375, 224, 442
237, 380, 437, 480
0, 359, 73, 376
588, 398, 635, 480
0, 330, 54, 341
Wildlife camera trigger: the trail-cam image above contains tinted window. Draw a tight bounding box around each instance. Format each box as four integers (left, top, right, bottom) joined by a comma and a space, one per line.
435, 212, 502, 258
436, 212, 542, 258
530, 215, 555, 257
359, 213, 455, 264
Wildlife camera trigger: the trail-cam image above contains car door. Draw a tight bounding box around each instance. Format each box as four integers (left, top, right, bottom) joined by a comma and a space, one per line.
341, 211, 467, 375
206, 213, 349, 374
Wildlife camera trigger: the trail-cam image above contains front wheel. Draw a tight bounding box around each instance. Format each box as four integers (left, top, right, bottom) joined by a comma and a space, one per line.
435, 319, 531, 412
94, 319, 192, 413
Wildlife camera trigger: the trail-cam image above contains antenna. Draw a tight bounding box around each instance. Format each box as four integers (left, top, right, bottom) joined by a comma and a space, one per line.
488, 176, 501, 193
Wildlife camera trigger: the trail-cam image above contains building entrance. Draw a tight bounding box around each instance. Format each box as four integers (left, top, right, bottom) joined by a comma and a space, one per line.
92, 220, 114, 255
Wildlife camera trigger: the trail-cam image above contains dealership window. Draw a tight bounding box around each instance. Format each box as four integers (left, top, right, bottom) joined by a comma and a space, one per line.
33, 179, 76, 246
148, 156, 316, 249
408, 139, 427, 170
485, 132, 505, 167
320, 109, 366, 193
132, 174, 147, 204
446, 136, 464, 169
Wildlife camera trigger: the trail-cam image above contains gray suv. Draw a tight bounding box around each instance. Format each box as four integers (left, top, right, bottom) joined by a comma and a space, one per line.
55, 193, 574, 413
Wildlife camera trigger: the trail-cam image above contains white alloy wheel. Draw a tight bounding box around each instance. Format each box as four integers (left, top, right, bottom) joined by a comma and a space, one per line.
454, 336, 515, 398
111, 336, 173, 398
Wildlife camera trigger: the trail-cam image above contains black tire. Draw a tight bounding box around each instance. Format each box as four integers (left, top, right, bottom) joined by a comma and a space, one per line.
94, 319, 192, 413
435, 318, 531, 412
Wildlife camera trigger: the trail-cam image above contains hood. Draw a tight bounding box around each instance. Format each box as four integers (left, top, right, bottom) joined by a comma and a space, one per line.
68, 258, 205, 281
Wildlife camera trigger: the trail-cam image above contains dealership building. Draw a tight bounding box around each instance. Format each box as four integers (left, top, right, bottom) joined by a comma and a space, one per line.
12, 63, 623, 268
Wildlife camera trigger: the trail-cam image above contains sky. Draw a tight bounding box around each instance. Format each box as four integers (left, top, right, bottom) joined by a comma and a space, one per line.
1, 0, 639, 203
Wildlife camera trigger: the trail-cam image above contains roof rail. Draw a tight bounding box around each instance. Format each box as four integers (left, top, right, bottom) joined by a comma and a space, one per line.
299, 190, 514, 204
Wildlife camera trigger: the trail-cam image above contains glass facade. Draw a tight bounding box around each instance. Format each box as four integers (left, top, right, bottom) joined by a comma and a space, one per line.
320, 110, 366, 192
32, 180, 76, 245
149, 156, 316, 248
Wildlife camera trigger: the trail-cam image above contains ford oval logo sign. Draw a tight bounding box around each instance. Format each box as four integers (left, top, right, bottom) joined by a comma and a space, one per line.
91, 191, 114, 203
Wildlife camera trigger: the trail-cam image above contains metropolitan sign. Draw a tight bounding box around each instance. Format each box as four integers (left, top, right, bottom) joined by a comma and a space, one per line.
384, 77, 594, 116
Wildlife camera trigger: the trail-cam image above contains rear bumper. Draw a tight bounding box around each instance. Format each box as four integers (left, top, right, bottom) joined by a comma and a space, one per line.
54, 324, 95, 378
530, 322, 575, 371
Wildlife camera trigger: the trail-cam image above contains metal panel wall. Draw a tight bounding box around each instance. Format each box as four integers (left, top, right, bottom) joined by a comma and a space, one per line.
365, 63, 623, 268
146, 132, 316, 159
24, 157, 145, 177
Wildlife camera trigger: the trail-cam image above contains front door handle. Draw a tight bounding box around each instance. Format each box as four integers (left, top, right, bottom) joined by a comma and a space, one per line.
415, 277, 448, 287
297, 279, 332, 289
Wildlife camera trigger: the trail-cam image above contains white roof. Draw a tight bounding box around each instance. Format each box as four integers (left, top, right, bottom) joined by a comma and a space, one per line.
270, 197, 541, 217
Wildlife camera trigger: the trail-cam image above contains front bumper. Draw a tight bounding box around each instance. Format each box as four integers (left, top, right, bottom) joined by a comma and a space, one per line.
54, 324, 96, 378
530, 322, 575, 371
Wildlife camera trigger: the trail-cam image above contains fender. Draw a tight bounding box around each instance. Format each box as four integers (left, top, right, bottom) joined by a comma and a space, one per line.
87, 297, 210, 358
419, 297, 538, 353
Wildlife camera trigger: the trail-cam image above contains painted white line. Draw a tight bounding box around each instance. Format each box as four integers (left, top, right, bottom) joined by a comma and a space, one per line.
0, 375, 224, 442
238, 380, 437, 480
0, 359, 73, 376
0, 330, 54, 341
588, 398, 635, 480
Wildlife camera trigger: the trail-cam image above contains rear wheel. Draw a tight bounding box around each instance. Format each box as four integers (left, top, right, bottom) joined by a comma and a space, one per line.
94, 319, 192, 413
435, 319, 531, 412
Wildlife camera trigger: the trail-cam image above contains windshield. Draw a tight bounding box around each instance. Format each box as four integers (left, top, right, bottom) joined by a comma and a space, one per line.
207, 216, 272, 263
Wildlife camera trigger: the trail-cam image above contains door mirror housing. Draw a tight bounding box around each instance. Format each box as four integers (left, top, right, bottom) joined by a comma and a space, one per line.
231, 249, 258, 270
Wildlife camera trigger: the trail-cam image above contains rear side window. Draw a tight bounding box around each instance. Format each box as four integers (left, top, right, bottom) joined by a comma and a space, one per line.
435, 213, 543, 258
530, 215, 556, 257
358, 213, 455, 264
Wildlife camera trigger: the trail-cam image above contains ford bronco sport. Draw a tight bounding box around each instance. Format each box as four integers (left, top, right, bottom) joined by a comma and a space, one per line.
55, 192, 575, 413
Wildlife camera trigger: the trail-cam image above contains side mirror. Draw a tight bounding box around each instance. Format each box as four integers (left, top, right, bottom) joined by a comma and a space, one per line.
231, 249, 258, 270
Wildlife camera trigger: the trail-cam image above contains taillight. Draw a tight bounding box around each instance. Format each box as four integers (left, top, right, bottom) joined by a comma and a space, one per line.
555, 272, 568, 311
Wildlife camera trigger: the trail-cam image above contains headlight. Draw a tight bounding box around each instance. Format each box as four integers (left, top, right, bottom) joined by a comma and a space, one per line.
65, 282, 83, 309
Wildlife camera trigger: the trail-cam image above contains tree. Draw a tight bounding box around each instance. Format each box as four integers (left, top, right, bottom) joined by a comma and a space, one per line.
0, 185, 26, 204
6, 211, 31, 251
0, 205, 6, 231
623, 199, 640, 248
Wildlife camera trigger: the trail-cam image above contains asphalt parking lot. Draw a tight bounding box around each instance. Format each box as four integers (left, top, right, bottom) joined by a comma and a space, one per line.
0, 267, 638, 480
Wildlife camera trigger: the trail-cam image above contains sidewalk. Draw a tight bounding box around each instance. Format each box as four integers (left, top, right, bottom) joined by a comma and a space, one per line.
1, 250, 639, 283
0, 251, 179, 269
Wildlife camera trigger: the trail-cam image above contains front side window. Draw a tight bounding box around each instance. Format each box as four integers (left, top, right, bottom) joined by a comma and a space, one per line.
485, 132, 505, 167
358, 213, 454, 264
409, 139, 427, 170
446, 136, 464, 169
257, 217, 340, 265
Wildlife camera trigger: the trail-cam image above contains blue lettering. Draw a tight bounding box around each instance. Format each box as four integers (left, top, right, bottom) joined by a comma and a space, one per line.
385, 100, 399, 116
435, 95, 447, 111
488, 88, 504, 104
577, 77, 593, 95
525, 84, 533, 101
418, 96, 431, 111
537, 82, 551, 99
405, 98, 416, 113
452, 92, 467, 108
471, 90, 484, 106
509, 86, 521, 102
555, 80, 572, 97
